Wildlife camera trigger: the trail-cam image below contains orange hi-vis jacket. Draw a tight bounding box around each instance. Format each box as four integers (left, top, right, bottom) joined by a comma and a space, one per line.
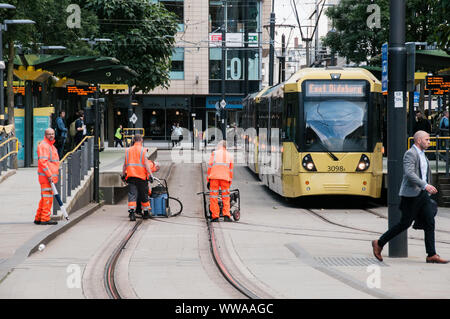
37, 137, 60, 184
207, 148, 233, 182
124, 142, 152, 180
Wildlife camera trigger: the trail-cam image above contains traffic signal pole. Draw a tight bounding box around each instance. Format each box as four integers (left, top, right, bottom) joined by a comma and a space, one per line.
387, 0, 408, 257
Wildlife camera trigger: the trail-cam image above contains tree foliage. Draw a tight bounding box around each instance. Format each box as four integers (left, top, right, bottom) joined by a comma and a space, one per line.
84, 0, 179, 92
322, 0, 448, 65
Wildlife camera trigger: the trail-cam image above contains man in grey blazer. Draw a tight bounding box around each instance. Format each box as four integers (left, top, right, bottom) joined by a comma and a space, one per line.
372, 130, 448, 264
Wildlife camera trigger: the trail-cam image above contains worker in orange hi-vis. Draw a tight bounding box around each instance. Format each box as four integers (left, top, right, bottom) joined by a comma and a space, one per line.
122, 134, 155, 221
35, 128, 60, 225
207, 140, 234, 222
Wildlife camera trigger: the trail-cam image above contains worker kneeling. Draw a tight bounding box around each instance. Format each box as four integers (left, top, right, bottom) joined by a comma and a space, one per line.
122, 134, 154, 221
207, 140, 234, 222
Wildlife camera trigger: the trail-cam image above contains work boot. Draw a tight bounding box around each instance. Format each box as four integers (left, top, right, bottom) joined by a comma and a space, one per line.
34, 220, 41, 225
129, 210, 136, 221
40, 220, 58, 225
223, 216, 233, 222
211, 217, 219, 222
143, 210, 150, 220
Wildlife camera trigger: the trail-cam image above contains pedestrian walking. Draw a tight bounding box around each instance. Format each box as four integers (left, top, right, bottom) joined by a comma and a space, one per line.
372, 130, 448, 264
34, 128, 59, 225
439, 110, 449, 136
115, 124, 124, 147
55, 111, 68, 158
207, 140, 234, 222
74, 110, 86, 147
122, 134, 154, 221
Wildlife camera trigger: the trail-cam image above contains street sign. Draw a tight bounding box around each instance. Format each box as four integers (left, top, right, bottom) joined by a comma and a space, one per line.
414, 91, 420, 106
394, 91, 403, 108
129, 113, 138, 124
381, 43, 388, 94
220, 99, 227, 108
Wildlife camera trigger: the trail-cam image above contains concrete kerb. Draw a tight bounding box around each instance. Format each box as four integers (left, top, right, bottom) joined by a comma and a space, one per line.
0, 201, 104, 283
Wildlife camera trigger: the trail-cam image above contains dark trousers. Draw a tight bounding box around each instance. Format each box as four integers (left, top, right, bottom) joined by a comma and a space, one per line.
127, 177, 149, 212
378, 191, 436, 257
57, 137, 66, 159
114, 137, 123, 147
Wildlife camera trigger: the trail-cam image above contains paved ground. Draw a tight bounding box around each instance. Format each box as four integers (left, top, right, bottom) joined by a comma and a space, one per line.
1, 149, 450, 299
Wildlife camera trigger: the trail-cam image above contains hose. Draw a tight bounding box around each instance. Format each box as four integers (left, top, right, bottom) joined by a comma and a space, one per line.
168, 196, 183, 217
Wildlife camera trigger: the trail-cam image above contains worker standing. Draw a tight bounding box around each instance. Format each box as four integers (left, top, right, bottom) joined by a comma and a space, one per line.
207, 140, 234, 222
122, 134, 154, 221
34, 128, 60, 225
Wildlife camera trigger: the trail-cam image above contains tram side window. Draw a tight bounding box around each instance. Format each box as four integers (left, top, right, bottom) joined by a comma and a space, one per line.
283, 94, 297, 143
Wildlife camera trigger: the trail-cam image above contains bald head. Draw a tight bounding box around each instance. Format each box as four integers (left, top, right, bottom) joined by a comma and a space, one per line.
45, 128, 55, 141
217, 140, 226, 150
414, 130, 430, 151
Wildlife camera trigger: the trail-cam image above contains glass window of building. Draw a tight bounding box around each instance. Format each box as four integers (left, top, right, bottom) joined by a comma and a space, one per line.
153, 0, 184, 31
170, 48, 184, 80
209, 1, 260, 33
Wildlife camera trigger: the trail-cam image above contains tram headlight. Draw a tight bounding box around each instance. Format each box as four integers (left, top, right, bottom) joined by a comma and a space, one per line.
356, 154, 370, 171
302, 154, 317, 171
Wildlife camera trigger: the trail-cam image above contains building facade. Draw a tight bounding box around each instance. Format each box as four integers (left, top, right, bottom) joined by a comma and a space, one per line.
111, 0, 270, 140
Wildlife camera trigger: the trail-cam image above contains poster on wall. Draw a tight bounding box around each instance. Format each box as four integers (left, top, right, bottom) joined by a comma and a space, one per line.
33, 107, 54, 162
14, 109, 25, 163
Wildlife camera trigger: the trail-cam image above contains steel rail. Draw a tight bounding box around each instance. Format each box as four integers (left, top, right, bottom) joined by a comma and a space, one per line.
103, 162, 174, 299
200, 163, 261, 299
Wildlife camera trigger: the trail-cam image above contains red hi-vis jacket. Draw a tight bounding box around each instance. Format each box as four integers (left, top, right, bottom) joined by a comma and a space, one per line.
207, 148, 233, 182
124, 142, 152, 180
37, 137, 60, 184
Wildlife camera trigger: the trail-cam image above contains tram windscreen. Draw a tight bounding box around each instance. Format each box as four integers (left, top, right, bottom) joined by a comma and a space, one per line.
303, 81, 369, 152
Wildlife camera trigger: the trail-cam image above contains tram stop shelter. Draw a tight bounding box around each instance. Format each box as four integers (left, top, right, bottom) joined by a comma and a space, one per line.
8, 54, 138, 167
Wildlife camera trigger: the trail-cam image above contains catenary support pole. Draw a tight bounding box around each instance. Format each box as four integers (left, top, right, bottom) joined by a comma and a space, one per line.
387, 0, 407, 257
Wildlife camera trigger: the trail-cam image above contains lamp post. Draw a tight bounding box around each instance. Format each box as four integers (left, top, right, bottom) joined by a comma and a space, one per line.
0, 3, 20, 125
0, 19, 36, 166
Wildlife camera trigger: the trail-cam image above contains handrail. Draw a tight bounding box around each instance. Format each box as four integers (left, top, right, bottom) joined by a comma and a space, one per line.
407, 136, 450, 153
0, 137, 19, 163
123, 128, 145, 136
60, 135, 94, 163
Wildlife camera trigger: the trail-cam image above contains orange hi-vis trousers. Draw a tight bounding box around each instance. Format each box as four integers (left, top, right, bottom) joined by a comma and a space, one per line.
35, 183, 54, 222
209, 179, 231, 219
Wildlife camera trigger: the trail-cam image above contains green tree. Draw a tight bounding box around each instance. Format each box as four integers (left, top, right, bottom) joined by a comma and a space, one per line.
84, 0, 178, 92
434, 0, 449, 54
322, 0, 446, 65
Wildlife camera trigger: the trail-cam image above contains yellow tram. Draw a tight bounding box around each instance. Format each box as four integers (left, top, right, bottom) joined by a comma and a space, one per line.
241, 67, 384, 198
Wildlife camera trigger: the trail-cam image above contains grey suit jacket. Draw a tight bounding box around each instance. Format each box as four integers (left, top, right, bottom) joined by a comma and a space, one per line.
399, 146, 431, 197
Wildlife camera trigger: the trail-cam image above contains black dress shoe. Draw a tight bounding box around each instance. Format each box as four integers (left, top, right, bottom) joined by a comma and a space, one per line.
211, 217, 219, 222
40, 220, 58, 225
34, 220, 41, 225
223, 216, 233, 222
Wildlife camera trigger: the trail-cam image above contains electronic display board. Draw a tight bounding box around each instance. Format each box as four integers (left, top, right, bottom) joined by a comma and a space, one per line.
305, 81, 366, 97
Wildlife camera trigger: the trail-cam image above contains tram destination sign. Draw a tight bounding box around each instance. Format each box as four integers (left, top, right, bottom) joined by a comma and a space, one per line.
425, 75, 450, 94
305, 81, 366, 97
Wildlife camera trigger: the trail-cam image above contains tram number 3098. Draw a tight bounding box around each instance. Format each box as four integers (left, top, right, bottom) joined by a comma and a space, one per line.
328, 165, 345, 172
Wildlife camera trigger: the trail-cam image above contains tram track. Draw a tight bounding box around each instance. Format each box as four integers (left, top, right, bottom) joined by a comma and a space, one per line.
103, 162, 174, 299
199, 163, 273, 299
306, 208, 450, 246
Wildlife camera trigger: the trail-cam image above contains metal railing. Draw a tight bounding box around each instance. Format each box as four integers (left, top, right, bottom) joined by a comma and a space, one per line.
53, 135, 94, 215
0, 137, 19, 176
122, 128, 145, 147
408, 136, 450, 176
